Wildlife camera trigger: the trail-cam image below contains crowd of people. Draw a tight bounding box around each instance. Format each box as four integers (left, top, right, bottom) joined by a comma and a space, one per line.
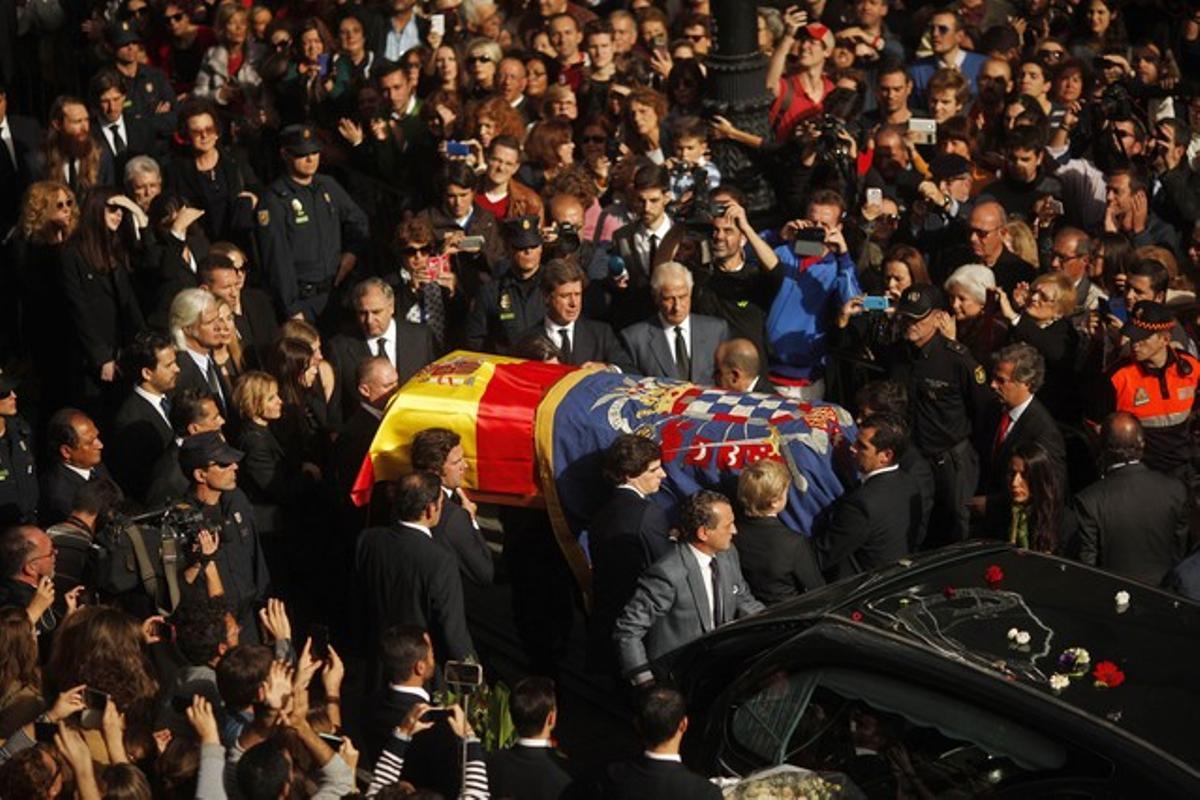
2, 0, 1200, 796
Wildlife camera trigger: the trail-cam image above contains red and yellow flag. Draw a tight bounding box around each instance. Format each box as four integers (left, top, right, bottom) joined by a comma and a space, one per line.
351, 352, 576, 506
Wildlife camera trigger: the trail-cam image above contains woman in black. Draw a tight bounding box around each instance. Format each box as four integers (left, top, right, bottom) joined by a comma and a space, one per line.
59, 190, 147, 412
163, 99, 261, 251
982, 442, 1066, 554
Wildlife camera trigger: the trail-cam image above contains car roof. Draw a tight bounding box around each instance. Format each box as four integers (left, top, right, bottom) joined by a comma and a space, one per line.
743, 542, 1200, 771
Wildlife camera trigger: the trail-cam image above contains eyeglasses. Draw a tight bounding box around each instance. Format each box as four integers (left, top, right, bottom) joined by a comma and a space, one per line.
189, 125, 217, 137
468, 55, 493, 65
401, 244, 432, 256
29, 545, 57, 562
1039, 49, 1065, 60
1029, 289, 1056, 303
56, 198, 75, 209
969, 226, 999, 239
166, 12, 186, 22
1051, 250, 1080, 262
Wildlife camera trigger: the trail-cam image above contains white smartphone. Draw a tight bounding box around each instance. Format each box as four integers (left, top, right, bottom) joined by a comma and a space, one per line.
430, 14, 445, 37
866, 187, 883, 207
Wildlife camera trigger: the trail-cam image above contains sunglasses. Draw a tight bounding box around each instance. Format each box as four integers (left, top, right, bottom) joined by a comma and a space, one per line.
0, 390, 12, 400
683, 33, 707, 42
468, 55, 493, 65
582, 134, 606, 143
189, 125, 218, 137
929, 24, 953, 34
968, 226, 998, 238
56, 198, 75, 209
129, 6, 149, 16
404, 60, 422, 69
272, 39, 292, 51
166, 12, 186, 22
401, 244, 432, 256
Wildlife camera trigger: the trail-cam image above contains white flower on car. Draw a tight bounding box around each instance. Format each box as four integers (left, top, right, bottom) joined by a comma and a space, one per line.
1049, 674, 1070, 693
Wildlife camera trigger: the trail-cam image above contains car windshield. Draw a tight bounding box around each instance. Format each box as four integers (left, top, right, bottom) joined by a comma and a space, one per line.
727, 667, 1109, 796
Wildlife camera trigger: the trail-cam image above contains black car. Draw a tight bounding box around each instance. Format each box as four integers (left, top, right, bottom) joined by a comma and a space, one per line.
665, 542, 1200, 797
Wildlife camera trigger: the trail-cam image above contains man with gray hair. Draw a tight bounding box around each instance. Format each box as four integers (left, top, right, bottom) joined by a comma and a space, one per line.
168, 288, 232, 419
1069, 413, 1189, 586
1049, 227, 1106, 312
124, 155, 162, 212
970, 342, 1065, 516
329, 277, 434, 414
619, 261, 728, 384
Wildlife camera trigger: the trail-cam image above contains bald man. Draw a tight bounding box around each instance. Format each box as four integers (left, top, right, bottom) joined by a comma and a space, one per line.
714, 339, 777, 394
0, 525, 59, 632
959, 201, 1035, 294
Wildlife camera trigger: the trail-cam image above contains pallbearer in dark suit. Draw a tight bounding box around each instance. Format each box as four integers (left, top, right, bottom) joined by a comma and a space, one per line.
614, 490, 764, 685
111, 331, 180, 503
354, 472, 475, 679
331, 356, 399, 534
817, 414, 920, 580
587, 434, 672, 674
410, 428, 494, 585
40, 409, 114, 526
591, 686, 721, 799
734, 459, 824, 605
329, 277, 436, 417
714, 338, 780, 394
523, 258, 632, 370
486, 676, 574, 800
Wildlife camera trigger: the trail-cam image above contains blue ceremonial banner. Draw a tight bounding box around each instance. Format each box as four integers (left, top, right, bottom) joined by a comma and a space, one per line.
542, 371, 856, 541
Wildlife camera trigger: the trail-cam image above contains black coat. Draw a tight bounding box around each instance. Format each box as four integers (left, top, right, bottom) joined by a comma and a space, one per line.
980, 396, 1066, 500
110, 392, 174, 503
331, 404, 381, 507
233, 288, 279, 369
174, 349, 234, 424
144, 442, 188, 507
589, 755, 722, 800
0, 416, 38, 526
235, 421, 288, 534
162, 149, 260, 246
354, 523, 475, 667
522, 318, 632, 370
733, 515, 825, 605
0, 114, 43, 232
137, 226, 205, 329
328, 322, 435, 415
59, 249, 145, 377
93, 115, 159, 179
433, 491, 494, 585
363, 686, 461, 798
487, 743, 574, 800
1009, 315, 1081, 423
1068, 463, 1190, 586
39, 463, 114, 527
586, 488, 672, 670
817, 468, 918, 580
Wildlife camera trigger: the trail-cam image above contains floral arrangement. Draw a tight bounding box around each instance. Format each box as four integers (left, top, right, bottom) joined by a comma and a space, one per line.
1057, 647, 1091, 677
434, 666, 516, 752
720, 765, 846, 799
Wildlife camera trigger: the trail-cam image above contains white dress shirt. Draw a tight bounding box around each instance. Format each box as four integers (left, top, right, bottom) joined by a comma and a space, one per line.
399, 521, 432, 538
687, 543, 716, 627
64, 464, 92, 481
133, 385, 171, 426
660, 314, 691, 360
1001, 394, 1035, 442
635, 215, 673, 270
369, 318, 397, 366
0, 118, 16, 168
544, 318, 576, 354
103, 116, 128, 154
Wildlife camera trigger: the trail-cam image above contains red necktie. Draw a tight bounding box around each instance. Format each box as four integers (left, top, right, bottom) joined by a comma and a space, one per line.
992, 412, 1012, 459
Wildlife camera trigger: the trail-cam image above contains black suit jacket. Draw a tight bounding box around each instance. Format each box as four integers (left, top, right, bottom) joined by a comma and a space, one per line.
433, 491, 494, 585
329, 321, 435, 416
138, 226, 205, 330
487, 743, 573, 800
592, 755, 722, 800
174, 349, 234, 422
233, 288, 279, 370
524, 318, 633, 370
332, 404, 381, 505
354, 523, 475, 666
59, 247, 145, 375
982, 397, 1066, 498
365, 686, 461, 798
39, 463, 114, 526
733, 515, 824, 605
817, 468, 917, 580
235, 422, 288, 533
0, 114, 43, 230
93, 115, 158, 178
110, 391, 174, 503
144, 443, 188, 507
586, 488, 672, 670
1068, 463, 1190, 586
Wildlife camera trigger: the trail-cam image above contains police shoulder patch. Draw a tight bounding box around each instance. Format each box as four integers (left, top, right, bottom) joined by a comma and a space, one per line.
257, 209, 270, 226
974, 365, 986, 384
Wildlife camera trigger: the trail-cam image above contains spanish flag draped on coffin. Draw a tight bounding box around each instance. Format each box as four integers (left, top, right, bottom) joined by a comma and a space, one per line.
352, 352, 855, 602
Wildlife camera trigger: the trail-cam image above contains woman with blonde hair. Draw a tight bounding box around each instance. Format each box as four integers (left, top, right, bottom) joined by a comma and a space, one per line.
234, 370, 288, 535
193, 3, 266, 110
997, 272, 1080, 420
211, 296, 244, 384
1002, 219, 1039, 268
734, 459, 824, 605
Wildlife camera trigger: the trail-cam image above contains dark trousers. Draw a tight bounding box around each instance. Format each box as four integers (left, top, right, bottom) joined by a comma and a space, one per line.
925, 438, 979, 549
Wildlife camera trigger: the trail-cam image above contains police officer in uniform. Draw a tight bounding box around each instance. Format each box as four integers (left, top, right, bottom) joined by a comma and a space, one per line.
176, 432, 270, 643
889, 285, 991, 547
256, 124, 369, 325
463, 215, 547, 354
0, 371, 38, 526
106, 21, 176, 136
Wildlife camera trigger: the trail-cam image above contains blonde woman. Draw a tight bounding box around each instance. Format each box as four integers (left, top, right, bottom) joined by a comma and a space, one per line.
734, 459, 824, 605
233, 370, 288, 534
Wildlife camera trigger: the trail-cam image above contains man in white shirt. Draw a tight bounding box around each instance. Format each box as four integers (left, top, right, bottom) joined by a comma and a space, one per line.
112, 330, 179, 499
379, 0, 422, 62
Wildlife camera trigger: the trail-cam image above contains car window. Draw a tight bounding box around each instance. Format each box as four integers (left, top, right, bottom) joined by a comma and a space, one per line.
727, 667, 1113, 796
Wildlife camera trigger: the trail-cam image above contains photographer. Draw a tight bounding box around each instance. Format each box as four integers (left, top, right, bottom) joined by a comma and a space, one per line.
175, 431, 270, 643
756, 189, 864, 401
46, 476, 123, 597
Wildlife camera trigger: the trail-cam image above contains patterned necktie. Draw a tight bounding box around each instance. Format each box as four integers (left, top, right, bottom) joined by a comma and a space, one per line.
710, 557, 723, 627
674, 325, 690, 380
421, 281, 446, 352
558, 327, 573, 362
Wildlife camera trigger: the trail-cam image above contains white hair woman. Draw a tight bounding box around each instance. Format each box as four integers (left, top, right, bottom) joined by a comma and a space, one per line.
944, 264, 1008, 364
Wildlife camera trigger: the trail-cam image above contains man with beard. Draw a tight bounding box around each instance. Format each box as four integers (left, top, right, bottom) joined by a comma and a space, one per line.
44, 95, 114, 195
